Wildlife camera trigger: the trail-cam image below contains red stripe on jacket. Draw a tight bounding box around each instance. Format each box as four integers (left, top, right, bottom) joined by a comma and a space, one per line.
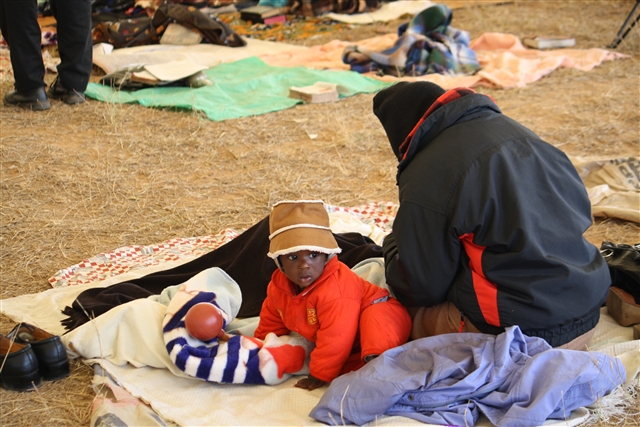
459, 233, 500, 327
399, 87, 477, 160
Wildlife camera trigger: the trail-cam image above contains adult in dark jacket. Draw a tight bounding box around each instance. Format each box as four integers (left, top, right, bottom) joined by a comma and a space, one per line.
373, 81, 610, 349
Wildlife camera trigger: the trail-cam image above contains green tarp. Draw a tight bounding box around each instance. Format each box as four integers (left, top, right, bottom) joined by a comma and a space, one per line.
85, 56, 392, 121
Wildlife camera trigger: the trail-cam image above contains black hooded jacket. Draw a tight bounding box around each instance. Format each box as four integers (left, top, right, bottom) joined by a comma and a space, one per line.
375, 87, 610, 347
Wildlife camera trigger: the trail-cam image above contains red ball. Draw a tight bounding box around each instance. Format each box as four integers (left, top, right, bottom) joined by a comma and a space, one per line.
184, 302, 224, 341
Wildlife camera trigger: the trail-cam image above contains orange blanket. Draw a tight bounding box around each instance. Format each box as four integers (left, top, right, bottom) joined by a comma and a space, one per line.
258, 32, 629, 90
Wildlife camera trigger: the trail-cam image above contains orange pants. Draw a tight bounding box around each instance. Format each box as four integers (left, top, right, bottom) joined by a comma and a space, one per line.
340, 297, 412, 375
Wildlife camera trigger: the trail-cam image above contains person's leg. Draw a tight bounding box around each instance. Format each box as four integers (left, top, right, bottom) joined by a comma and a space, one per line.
1, 0, 50, 110
412, 302, 596, 350
359, 298, 412, 359
409, 301, 481, 340
1, 0, 45, 92
557, 328, 596, 351
48, 0, 92, 101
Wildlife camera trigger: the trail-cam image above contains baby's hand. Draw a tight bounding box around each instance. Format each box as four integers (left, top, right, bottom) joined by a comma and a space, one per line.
294, 375, 325, 391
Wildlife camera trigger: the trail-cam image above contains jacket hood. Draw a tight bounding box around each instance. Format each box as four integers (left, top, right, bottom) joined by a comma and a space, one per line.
373, 81, 446, 161
398, 93, 501, 170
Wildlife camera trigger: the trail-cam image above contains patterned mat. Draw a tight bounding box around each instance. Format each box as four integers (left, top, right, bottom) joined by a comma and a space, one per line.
48, 202, 399, 288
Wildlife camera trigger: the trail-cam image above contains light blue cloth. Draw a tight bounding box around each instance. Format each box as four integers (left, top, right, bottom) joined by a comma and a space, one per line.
310, 326, 626, 427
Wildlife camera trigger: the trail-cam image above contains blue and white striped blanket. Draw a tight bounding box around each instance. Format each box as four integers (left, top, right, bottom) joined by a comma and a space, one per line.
161, 267, 313, 385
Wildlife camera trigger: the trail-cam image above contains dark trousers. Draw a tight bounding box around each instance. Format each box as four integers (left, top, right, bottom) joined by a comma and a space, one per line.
0, 0, 93, 93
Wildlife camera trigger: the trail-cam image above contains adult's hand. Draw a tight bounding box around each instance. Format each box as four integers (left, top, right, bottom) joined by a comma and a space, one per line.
382, 232, 398, 266
382, 232, 416, 307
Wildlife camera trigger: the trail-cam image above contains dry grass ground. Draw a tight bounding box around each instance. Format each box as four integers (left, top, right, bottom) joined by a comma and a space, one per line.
1, 1, 639, 426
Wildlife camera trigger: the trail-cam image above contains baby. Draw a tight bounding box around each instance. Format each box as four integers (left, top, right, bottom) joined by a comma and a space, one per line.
254, 200, 412, 390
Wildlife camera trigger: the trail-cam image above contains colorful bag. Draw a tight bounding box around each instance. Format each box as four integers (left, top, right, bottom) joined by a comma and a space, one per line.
342, 4, 480, 77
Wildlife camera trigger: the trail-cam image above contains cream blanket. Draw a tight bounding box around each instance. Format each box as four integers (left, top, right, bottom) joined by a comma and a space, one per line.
571, 156, 640, 224
1, 206, 638, 426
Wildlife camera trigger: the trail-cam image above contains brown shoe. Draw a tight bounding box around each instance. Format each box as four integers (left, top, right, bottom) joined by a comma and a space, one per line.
607, 286, 640, 327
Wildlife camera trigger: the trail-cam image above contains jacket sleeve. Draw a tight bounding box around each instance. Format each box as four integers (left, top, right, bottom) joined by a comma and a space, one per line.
387, 200, 460, 308
254, 295, 290, 339
309, 296, 360, 383
383, 231, 416, 307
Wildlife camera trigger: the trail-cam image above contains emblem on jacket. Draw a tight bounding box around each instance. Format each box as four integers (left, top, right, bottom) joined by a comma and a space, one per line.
307, 308, 317, 325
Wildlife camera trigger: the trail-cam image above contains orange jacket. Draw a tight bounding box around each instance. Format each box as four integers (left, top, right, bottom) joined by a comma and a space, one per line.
254, 256, 390, 382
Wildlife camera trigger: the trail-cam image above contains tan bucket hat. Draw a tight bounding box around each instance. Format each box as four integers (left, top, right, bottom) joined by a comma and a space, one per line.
267, 200, 341, 259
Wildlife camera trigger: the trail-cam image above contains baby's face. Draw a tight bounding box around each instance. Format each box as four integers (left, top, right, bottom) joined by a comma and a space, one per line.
280, 250, 327, 289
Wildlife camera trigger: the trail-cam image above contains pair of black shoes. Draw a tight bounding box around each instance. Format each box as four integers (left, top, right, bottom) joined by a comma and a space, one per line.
4, 78, 85, 111
0, 323, 70, 392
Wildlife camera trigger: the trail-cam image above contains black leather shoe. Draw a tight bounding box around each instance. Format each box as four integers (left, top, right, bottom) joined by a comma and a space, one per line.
47, 78, 85, 105
7, 323, 70, 381
4, 87, 51, 111
0, 334, 42, 391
